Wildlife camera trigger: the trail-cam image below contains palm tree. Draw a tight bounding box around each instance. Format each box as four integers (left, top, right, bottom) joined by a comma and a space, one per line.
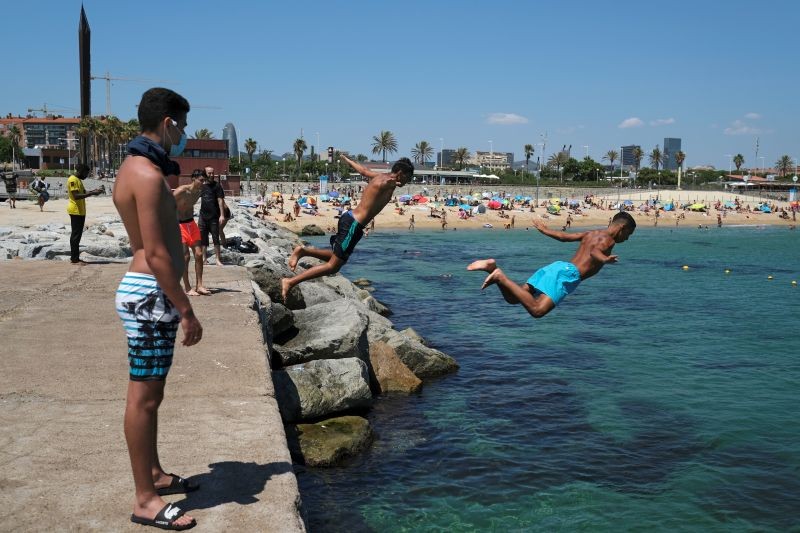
733, 154, 745, 174
293, 138, 307, 175
603, 150, 619, 173
193, 128, 214, 139
370, 130, 397, 162
410, 140, 434, 165
8, 123, 21, 167
776, 155, 793, 177
244, 138, 257, 163
524, 144, 534, 174
548, 152, 569, 181
649, 146, 662, 171
452, 147, 471, 170
675, 150, 686, 189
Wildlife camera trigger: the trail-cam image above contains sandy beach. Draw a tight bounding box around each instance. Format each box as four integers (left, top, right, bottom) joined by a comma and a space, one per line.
2, 188, 795, 235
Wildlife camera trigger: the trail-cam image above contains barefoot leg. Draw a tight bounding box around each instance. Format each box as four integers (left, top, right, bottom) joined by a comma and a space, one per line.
467, 258, 497, 272
287, 245, 305, 272
482, 269, 554, 318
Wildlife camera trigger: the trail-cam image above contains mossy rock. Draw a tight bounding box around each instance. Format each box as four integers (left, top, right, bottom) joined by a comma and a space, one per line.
286, 415, 373, 467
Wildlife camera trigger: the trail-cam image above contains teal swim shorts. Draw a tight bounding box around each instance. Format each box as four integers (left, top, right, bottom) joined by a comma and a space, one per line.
526, 261, 581, 306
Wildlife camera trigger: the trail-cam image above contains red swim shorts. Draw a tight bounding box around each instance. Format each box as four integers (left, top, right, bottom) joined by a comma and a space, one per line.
179, 219, 201, 245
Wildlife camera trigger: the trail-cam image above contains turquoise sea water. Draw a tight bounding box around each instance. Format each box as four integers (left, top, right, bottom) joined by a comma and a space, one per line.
297, 225, 800, 532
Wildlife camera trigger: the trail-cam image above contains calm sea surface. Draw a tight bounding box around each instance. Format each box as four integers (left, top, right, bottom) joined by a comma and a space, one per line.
298, 225, 800, 532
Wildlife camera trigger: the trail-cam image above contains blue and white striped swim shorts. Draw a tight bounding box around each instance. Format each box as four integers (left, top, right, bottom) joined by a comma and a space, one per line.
115, 273, 180, 381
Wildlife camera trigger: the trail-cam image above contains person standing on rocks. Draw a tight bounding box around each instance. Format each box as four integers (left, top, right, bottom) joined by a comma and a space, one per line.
174, 169, 209, 295
282, 155, 414, 301
113, 87, 201, 531
204, 166, 231, 247
198, 166, 225, 266
1, 172, 18, 208
67, 164, 104, 265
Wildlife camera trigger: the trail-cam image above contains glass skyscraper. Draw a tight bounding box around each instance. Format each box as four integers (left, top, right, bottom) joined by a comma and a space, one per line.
663, 138, 681, 170
222, 123, 239, 158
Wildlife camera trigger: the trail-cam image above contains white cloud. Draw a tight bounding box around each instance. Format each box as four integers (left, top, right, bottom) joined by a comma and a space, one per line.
487, 113, 528, 125
618, 117, 644, 129
650, 118, 675, 126
723, 119, 762, 136
744, 112, 761, 120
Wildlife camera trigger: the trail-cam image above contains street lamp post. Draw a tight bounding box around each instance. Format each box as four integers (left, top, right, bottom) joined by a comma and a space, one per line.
759, 156, 765, 177
583, 145, 589, 158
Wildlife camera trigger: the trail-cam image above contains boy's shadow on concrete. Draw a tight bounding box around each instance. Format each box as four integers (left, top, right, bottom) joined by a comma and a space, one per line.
176, 461, 294, 510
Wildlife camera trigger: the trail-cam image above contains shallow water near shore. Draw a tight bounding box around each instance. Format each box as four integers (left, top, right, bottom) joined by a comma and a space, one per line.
296, 225, 800, 532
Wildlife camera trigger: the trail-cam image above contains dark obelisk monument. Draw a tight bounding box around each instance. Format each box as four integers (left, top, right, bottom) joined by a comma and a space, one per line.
78, 5, 91, 165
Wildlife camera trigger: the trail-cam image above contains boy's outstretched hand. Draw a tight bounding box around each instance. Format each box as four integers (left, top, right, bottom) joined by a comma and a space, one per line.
532, 219, 548, 232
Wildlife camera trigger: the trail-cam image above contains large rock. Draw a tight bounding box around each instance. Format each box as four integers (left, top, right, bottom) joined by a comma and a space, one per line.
369, 340, 422, 394
380, 329, 459, 379
272, 358, 372, 422
250, 268, 304, 308
285, 416, 373, 467
400, 327, 426, 345
297, 280, 340, 308
272, 300, 368, 366
299, 224, 325, 236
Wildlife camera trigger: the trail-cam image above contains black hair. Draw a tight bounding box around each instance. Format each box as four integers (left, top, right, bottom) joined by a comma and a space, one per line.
75, 163, 90, 175
391, 157, 414, 181
191, 168, 204, 178
137, 88, 190, 132
612, 210, 636, 230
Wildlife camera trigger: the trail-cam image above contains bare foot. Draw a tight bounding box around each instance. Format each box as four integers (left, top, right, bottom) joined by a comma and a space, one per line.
186, 289, 200, 296
481, 269, 504, 290
195, 286, 211, 296
71, 260, 89, 266
287, 245, 304, 272
467, 258, 497, 272
280, 278, 292, 302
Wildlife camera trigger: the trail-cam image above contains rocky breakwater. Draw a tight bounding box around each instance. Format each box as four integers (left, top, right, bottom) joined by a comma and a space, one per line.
232, 213, 459, 467
0, 206, 460, 468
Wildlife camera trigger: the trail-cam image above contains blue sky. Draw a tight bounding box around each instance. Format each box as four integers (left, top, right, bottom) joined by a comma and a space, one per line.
4, 0, 798, 170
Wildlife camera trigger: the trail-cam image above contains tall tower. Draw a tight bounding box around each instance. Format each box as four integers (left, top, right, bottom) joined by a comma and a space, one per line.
222, 123, 239, 158
78, 5, 91, 165
663, 138, 681, 171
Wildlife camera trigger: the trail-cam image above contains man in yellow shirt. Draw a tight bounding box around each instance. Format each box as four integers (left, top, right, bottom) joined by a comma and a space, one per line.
67, 163, 103, 264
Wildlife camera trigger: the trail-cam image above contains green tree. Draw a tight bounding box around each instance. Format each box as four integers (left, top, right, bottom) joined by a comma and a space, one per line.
371, 130, 397, 162
0, 135, 14, 163
7, 124, 22, 167
733, 154, 745, 174
452, 147, 471, 170
244, 138, 257, 163
293, 138, 307, 175
562, 157, 581, 179
603, 149, 618, 172
776, 155, 793, 177
410, 140, 434, 165
632, 146, 643, 172
649, 146, 662, 171
547, 151, 569, 181
524, 144, 534, 173
193, 128, 214, 139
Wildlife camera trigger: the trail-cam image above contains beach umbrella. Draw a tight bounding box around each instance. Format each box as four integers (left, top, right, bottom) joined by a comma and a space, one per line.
328, 190, 340, 198
724, 201, 736, 209
760, 204, 771, 213
487, 200, 502, 209
341, 196, 351, 203
663, 202, 674, 211
689, 203, 706, 211
460, 204, 471, 210
417, 196, 429, 204
477, 204, 487, 213
319, 194, 330, 202
412, 194, 424, 200
271, 191, 282, 197
623, 200, 634, 206
399, 194, 412, 202
482, 192, 492, 199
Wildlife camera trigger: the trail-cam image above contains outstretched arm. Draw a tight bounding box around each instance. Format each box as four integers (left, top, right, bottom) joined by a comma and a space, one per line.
591, 248, 618, 264
532, 219, 585, 242
340, 155, 383, 181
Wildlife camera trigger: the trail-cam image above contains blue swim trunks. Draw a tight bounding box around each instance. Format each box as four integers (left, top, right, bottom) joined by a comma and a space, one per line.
116, 273, 180, 381
526, 261, 582, 306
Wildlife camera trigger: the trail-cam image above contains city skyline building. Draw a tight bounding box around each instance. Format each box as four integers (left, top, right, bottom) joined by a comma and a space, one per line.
621, 145, 641, 170
222, 123, 239, 158
663, 137, 682, 170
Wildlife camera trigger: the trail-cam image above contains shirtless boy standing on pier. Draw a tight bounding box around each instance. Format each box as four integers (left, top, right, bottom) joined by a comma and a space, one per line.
468, 212, 636, 318
281, 155, 414, 301
173, 169, 208, 295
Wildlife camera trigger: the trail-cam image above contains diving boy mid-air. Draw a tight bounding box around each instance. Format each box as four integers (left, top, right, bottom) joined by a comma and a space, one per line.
281, 155, 414, 301
468, 212, 636, 318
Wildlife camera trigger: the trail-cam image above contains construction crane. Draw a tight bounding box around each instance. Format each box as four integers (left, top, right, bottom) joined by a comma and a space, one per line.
26, 103, 75, 117
90, 71, 173, 116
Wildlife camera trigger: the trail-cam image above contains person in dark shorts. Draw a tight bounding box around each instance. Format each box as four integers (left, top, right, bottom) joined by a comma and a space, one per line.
2, 172, 18, 208
198, 168, 225, 265
281, 155, 414, 301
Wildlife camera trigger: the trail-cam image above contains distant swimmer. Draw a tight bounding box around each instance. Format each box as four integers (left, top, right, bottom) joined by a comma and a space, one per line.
281, 155, 414, 301
467, 212, 636, 319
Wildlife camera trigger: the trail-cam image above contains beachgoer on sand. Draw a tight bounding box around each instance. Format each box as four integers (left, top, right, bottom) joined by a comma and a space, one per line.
113, 87, 201, 531
281, 155, 414, 301
174, 169, 209, 296
468, 212, 636, 319
2, 172, 18, 208
67, 164, 104, 265
30, 175, 50, 212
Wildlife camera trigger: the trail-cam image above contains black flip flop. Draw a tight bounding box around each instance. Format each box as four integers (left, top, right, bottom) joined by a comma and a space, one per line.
131, 503, 196, 530
156, 473, 199, 496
